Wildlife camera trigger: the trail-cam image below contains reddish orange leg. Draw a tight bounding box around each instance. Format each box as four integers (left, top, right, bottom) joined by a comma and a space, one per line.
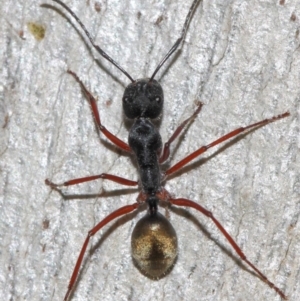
159, 102, 203, 163
170, 197, 287, 300
166, 112, 290, 176
67, 70, 131, 152
45, 173, 138, 188
64, 202, 139, 301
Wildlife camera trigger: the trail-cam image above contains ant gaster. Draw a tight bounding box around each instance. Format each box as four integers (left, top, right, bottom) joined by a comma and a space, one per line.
45, 0, 289, 300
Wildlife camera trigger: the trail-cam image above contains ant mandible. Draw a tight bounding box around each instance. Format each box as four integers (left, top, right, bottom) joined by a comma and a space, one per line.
45, 0, 289, 300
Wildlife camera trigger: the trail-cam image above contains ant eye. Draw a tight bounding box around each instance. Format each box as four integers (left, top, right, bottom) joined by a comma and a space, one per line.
155, 96, 161, 103
123, 96, 132, 103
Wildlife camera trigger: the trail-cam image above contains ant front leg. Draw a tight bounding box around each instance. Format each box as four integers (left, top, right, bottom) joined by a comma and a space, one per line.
170, 197, 287, 300
45, 173, 138, 188
159, 102, 203, 163
63, 202, 139, 301
165, 112, 290, 176
67, 70, 131, 152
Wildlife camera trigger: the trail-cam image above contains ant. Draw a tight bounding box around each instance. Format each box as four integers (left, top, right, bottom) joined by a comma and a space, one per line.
45, 0, 289, 300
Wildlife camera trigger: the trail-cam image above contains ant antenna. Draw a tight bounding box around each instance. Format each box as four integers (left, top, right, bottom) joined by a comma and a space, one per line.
150, 0, 201, 81
51, 0, 135, 83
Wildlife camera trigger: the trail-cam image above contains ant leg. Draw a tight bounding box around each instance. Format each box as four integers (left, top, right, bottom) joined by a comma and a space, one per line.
159, 102, 203, 163
170, 197, 287, 300
45, 173, 138, 188
165, 112, 290, 176
63, 202, 139, 301
67, 70, 131, 152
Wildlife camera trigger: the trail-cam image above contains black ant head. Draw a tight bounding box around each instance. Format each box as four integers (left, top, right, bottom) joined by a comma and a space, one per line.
122, 78, 164, 119
50, 0, 195, 120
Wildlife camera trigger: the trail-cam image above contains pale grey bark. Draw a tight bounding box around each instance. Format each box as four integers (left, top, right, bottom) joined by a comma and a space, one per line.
0, 1, 299, 301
